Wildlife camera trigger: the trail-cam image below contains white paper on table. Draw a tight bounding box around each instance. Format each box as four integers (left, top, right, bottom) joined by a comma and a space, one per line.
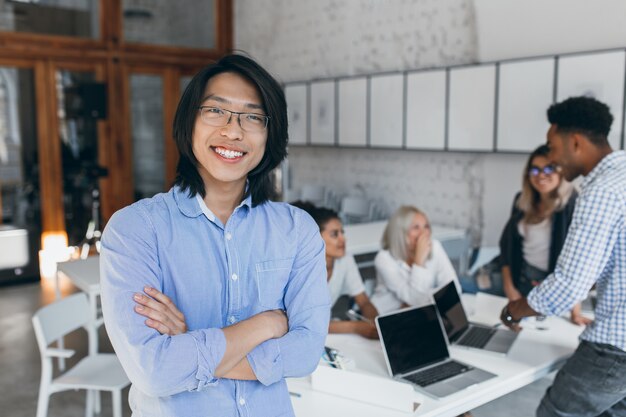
469, 292, 509, 327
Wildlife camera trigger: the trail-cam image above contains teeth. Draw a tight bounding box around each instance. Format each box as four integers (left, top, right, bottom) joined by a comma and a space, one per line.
214, 147, 243, 159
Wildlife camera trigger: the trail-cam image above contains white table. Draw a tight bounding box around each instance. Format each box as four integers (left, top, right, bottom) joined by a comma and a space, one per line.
56, 255, 102, 356
288, 305, 583, 416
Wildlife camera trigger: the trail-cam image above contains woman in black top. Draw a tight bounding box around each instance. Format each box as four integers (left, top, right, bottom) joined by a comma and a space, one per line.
499, 145, 590, 325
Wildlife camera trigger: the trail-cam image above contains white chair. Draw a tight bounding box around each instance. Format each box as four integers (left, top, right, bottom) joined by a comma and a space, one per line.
300, 185, 327, 206
32, 293, 130, 417
340, 196, 371, 224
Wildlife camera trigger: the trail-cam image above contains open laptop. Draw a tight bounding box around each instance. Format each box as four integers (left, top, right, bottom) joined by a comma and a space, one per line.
376, 305, 496, 398
433, 281, 518, 355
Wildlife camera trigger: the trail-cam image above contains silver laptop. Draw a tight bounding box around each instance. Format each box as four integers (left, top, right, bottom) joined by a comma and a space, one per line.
433, 281, 518, 355
376, 305, 496, 398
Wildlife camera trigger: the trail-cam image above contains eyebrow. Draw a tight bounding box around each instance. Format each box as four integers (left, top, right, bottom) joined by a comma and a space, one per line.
202, 94, 264, 111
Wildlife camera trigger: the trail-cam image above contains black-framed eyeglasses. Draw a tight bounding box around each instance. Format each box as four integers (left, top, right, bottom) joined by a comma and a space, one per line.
528, 165, 557, 177
198, 106, 269, 133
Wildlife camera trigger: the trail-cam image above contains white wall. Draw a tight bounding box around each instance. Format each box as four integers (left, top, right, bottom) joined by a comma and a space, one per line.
235, 0, 624, 246
474, 0, 626, 62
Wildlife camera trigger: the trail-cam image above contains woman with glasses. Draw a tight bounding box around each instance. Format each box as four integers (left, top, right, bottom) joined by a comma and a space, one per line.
370, 205, 461, 314
499, 144, 590, 325
291, 201, 379, 339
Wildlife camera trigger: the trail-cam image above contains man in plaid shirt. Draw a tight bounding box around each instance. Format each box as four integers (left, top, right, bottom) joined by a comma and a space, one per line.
502, 96, 626, 416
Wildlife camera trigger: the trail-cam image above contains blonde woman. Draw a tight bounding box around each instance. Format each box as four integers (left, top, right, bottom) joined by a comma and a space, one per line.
499, 144, 589, 325
371, 205, 461, 314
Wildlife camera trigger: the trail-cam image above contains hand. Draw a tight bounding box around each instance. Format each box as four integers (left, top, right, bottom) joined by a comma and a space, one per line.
414, 231, 432, 266
134, 287, 187, 335
500, 303, 522, 332
259, 309, 289, 339
570, 311, 593, 326
354, 322, 379, 339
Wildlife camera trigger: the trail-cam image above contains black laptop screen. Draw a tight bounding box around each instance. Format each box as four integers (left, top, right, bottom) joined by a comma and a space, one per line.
433, 281, 470, 343
377, 305, 449, 376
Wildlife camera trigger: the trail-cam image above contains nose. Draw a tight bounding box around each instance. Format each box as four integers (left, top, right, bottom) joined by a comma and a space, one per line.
220, 113, 243, 140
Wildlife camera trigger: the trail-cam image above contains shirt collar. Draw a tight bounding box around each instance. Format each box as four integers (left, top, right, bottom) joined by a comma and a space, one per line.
172, 185, 253, 220
581, 150, 626, 190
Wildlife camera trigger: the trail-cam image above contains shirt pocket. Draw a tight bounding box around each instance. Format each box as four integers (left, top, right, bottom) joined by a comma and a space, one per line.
255, 258, 293, 310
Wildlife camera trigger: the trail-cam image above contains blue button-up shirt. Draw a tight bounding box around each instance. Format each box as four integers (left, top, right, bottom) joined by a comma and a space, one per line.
100, 186, 330, 417
528, 151, 626, 351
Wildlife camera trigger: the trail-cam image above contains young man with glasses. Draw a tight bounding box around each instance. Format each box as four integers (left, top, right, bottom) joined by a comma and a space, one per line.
501, 96, 626, 416
100, 54, 330, 417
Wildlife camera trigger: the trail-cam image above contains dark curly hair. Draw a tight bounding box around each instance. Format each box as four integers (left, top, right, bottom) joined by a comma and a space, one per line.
173, 54, 288, 206
290, 200, 340, 231
547, 96, 613, 146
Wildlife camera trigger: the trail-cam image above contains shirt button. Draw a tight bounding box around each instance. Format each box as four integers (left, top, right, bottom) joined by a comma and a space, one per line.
225, 232, 232, 240
239, 397, 246, 406
228, 316, 236, 324
231, 273, 238, 281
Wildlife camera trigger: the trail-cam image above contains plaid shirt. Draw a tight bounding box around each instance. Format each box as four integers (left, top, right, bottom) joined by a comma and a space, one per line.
528, 151, 626, 351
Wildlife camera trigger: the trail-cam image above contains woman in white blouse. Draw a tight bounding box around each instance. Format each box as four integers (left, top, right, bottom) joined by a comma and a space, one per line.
292, 201, 379, 339
371, 205, 461, 314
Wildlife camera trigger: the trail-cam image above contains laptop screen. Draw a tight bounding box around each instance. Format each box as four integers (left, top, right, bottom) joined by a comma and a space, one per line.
433, 281, 470, 343
377, 305, 449, 376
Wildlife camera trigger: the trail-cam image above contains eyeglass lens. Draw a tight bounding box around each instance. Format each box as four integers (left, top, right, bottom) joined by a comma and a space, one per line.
199, 106, 268, 132
528, 165, 556, 176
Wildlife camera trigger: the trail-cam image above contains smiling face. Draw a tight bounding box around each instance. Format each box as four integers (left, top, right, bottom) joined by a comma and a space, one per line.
406, 213, 430, 252
528, 155, 560, 195
321, 218, 346, 259
192, 72, 268, 190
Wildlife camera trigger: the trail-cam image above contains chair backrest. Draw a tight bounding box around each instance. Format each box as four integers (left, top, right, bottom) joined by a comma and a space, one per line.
440, 233, 472, 276
300, 185, 327, 205
32, 293, 90, 351
340, 196, 370, 224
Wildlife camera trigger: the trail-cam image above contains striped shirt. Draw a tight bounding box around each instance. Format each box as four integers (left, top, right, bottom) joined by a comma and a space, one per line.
528, 151, 626, 351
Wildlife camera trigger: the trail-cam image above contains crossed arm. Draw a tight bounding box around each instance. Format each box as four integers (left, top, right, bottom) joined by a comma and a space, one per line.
134, 287, 287, 380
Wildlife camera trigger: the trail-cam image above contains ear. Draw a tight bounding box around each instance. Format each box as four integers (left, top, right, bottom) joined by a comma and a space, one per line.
569, 132, 585, 154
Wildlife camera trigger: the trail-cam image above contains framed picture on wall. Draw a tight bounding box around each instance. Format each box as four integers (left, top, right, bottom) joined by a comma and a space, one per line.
310, 80, 335, 145
497, 58, 555, 152
338, 77, 367, 147
406, 69, 446, 150
284, 83, 308, 145
370, 73, 404, 148
448, 64, 496, 151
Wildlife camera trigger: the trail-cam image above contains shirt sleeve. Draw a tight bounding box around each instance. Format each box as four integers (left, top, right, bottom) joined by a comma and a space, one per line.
528, 186, 623, 315
100, 205, 226, 397
247, 210, 330, 386
342, 255, 366, 297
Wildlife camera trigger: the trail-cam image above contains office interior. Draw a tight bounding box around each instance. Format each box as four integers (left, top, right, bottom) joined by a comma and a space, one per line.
0, 1, 625, 416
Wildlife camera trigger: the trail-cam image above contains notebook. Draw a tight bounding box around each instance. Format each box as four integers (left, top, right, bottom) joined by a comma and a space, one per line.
433, 281, 518, 355
376, 305, 496, 398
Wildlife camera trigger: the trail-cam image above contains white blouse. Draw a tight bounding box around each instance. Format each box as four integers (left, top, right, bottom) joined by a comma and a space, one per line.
518, 218, 552, 271
371, 239, 461, 314
327, 254, 366, 306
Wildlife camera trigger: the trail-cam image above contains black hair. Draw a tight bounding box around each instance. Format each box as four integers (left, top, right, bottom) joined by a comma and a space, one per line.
290, 200, 340, 231
547, 96, 613, 146
172, 54, 288, 206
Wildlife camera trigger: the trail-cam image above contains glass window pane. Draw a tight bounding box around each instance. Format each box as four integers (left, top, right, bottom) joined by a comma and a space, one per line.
0, 66, 41, 281
0, 0, 99, 39
56, 69, 104, 246
130, 74, 164, 201
123, 0, 216, 49
180, 75, 192, 96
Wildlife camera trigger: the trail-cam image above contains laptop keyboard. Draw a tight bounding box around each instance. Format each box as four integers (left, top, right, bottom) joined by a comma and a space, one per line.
404, 360, 472, 387
458, 326, 496, 348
